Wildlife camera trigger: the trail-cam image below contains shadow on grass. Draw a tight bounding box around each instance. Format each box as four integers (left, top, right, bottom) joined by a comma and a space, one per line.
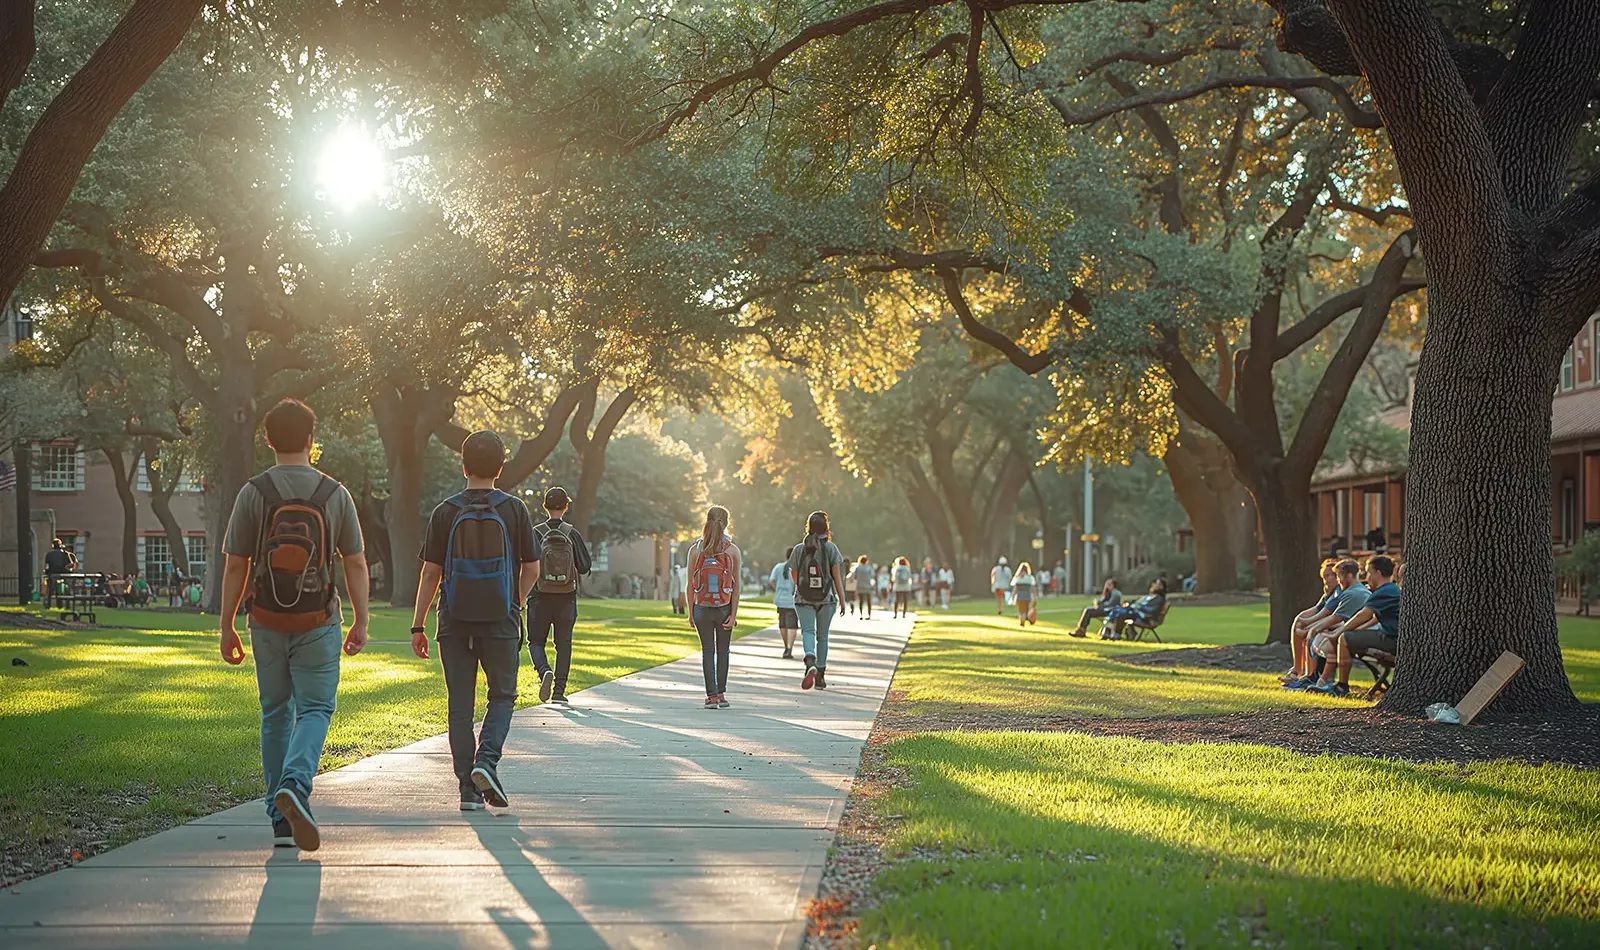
860, 731, 1600, 949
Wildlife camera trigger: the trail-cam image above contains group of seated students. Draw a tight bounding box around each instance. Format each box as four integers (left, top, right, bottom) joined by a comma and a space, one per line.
1069, 577, 1167, 639
1282, 554, 1402, 697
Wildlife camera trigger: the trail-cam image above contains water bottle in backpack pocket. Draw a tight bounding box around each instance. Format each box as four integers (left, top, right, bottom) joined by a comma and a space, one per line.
693, 545, 734, 607
443, 491, 515, 622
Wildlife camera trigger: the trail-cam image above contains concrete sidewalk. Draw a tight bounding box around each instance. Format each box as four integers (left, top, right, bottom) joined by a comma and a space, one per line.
0, 610, 911, 949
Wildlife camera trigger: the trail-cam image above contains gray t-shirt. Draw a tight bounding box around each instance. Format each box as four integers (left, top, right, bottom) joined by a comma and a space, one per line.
223, 464, 363, 625
1332, 584, 1371, 619
787, 539, 843, 604
850, 562, 874, 589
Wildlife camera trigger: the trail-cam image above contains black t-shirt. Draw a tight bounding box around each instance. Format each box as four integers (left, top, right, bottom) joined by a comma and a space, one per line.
44, 549, 70, 573
421, 489, 540, 639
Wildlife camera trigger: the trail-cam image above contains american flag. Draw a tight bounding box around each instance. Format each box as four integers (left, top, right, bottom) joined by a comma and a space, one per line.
0, 459, 13, 492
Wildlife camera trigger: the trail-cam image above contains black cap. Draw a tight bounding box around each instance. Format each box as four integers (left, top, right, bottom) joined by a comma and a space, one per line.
543, 486, 571, 509
461, 430, 506, 477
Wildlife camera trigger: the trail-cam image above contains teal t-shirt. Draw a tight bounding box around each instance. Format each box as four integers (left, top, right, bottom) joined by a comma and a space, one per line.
787, 539, 843, 604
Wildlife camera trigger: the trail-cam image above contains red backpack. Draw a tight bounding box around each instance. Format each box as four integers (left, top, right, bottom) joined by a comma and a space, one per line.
246, 474, 338, 633
691, 543, 735, 607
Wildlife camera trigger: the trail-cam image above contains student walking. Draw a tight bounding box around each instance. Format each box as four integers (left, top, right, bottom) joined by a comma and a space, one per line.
842, 562, 858, 615
409, 431, 540, 811
529, 487, 592, 705
875, 563, 890, 608
769, 551, 799, 659
935, 562, 954, 608
851, 555, 875, 619
218, 399, 369, 852
891, 556, 914, 618
687, 506, 742, 708
789, 511, 846, 691
990, 557, 1012, 614
919, 558, 935, 607
1011, 561, 1038, 625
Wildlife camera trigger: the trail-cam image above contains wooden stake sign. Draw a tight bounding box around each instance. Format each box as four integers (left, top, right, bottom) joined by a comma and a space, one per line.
1454, 651, 1525, 726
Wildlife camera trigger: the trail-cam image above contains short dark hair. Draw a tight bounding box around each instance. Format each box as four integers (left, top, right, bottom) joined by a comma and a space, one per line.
1335, 558, 1360, 577
461, 430, 506, 479
263, 399, 316, 451
1367, 555, 1396, 578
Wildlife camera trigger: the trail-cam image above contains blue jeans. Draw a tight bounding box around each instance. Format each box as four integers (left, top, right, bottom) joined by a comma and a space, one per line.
252, 619, 341, 821
796, 601, 836, 668
692, 604, 733, 695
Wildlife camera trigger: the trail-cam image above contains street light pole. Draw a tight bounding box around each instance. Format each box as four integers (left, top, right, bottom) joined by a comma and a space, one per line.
1082, 455, 1094, 593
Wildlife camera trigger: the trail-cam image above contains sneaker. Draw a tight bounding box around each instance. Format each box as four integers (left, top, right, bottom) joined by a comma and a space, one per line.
717, 694, 731, 709
814, 669, 827, 690
273, 787, 320, 852
539, 669, 555, 703
550, 693, 570, 705
782, 648, 794, 660
704, 695, 719, 709
1069, 628, 1086, 638
272, 818, 296, 848
1279, 669, 1301, 684
802, 659, 817, 691
471, 764, 509, 808
1313, 681, 1351, 698
1282, 676, 1318, 691
459, 788, 486, 812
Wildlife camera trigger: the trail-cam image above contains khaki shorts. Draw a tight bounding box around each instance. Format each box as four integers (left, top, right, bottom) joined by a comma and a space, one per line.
1311, 631, 1341, 659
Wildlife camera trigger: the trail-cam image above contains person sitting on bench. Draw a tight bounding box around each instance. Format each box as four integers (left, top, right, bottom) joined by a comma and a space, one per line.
1070, 577, 1123, 638
1102, 578, 1166, 640
1310, 555, 1400, 698
1282, 559, 1340, 683
1286, 559, 1369, 691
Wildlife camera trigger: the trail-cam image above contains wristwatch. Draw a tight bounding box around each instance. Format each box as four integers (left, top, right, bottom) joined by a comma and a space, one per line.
410, 626, 425, 635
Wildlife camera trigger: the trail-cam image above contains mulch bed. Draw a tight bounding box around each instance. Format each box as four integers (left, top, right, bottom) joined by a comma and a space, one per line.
1114, 641, 1291, 673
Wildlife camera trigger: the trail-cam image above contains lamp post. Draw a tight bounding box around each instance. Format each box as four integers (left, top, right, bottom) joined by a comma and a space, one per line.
1081, 455, 1094, 592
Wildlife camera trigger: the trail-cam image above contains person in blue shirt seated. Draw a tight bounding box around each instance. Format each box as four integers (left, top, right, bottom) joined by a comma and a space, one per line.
1102, 578, 1167, 640
1311, 555, 1401, 697
1070, 577, 1123, 638
1282, 559, 1341, 683
1286, 559, 1370, 691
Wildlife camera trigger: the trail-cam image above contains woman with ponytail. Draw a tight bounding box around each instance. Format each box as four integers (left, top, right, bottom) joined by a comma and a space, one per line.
686, 505, 742, 709
785, 510, 847, 691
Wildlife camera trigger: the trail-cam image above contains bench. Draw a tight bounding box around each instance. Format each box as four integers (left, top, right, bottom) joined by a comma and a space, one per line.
1354, 648, 1396, 701
45, 573, 104, 624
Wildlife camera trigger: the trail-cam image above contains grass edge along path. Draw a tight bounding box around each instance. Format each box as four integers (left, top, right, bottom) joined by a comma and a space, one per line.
811, 599, 1600, 950
0, 599, 775, 887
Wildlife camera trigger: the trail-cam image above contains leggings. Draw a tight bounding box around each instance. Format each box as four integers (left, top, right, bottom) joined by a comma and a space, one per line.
893, 591, 910, 615
692, 603, 733, 695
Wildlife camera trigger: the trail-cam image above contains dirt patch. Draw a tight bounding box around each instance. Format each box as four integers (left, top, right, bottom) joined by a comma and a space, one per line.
1170, 591, 1269, 608
1115, 641, 1292, 673
0, 612, 74, 630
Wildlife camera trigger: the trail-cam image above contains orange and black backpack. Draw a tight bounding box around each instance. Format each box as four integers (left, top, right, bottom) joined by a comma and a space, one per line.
246, 473, 338, 633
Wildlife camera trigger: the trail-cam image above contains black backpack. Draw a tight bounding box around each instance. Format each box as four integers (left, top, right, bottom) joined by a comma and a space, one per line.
794, 538, 832, 607
536, 521, 578, 594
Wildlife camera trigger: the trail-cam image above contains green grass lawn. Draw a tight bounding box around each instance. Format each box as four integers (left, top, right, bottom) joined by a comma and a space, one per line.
856, 598, 1600, 948
0, 598, 774, 882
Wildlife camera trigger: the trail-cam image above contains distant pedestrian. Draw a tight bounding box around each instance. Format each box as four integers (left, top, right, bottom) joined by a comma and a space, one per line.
770, 553, 799, 660
919, 558, 935, 607
788, 511, 845, 691
218, 398, 369, 852
935, 562, 954, 608
529, 486, 592, 706
409, 431, 540, 812
875, 564, 890, 607
851, 555, 875, 619
990, 557, 1012, 614
842, 559, 858, 615
1052, 561, 1068, 598
1011, 561, 1038, 625
686, 506, 741, 708
891, 556, 913, 618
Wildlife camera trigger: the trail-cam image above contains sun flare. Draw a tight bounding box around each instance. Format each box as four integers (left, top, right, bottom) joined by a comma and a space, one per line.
316, 124, 387, 210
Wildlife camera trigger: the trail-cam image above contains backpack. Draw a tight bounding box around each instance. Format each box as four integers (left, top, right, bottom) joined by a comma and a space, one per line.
691, 541, 735, 607
894, 564, 912, 587
247, 473, 337, 633
794, 539, 832, 607
442, 490, 516, 622
535, 521, 578, 594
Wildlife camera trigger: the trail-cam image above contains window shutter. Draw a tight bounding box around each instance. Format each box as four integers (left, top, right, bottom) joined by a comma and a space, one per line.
73, 443, 85, 490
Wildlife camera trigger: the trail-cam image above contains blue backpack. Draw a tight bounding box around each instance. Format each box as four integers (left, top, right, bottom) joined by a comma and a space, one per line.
442, 490, 515, 622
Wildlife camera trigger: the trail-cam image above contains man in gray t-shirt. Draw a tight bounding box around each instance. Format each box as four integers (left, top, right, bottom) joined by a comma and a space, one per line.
217, 399, 369, 854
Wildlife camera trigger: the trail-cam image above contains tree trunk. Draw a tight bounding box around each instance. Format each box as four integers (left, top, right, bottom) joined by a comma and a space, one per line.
103, 446, 140, 575
1165, 433, 1254, 593
202, 388, 256, 612
569, 389, 639, 539
140, 439, 189, 576
1381, 291, 1578, 714
1250, 467, 1321, 644
0, 0, 205, 307
905, 461, 957, 565
372, 383, 458, 609
355, 491, 392, 602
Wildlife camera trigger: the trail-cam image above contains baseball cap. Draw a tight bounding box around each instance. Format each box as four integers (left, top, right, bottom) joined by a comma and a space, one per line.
998, 556, 1008, 565
543, 486, 571, 509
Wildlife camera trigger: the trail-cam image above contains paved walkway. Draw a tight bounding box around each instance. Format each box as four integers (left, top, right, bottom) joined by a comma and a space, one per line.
0, 610, 912, 949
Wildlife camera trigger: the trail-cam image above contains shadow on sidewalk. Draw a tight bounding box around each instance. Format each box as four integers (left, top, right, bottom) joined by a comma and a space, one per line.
246, 851, 320, 945
471, 819, 611, 950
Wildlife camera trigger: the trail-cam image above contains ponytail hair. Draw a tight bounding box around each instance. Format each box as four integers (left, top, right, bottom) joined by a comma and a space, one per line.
804, 510, 830, 553
701, 505, 730, 554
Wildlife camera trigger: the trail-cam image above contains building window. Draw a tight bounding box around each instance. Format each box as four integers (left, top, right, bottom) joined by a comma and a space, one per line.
185, 535, 207, 579
134, 455, 201, 493
1364, 492, 1384, 540
1562, 346, 1575, 391
140, 535, 173, 580
33, 442, 83, 491
592, 541, 610, 573
1562, 478, 1579, 544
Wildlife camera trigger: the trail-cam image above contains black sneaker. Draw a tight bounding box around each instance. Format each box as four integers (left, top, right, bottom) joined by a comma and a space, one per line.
550, 692, 570, 705
539, 669, 555, 703
272, 818, 296, 848
460, 788, 486, 812
814, 668, 827, 690
802, 656, 817, 690
471, 765, 509, 808
782, 648, 794, 659
273, 787, 320, 852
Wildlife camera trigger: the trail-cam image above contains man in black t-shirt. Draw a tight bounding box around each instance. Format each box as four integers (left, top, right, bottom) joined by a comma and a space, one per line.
528, 486, 592, 706
411, 431, 540, 811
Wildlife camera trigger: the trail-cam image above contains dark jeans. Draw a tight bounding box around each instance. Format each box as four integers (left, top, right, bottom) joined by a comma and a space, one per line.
893, 590, 910, 616
438, 635, 520, 793
529, 595, 578, 694
1076, 606, 1111, 631
692, 603, 733, 696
